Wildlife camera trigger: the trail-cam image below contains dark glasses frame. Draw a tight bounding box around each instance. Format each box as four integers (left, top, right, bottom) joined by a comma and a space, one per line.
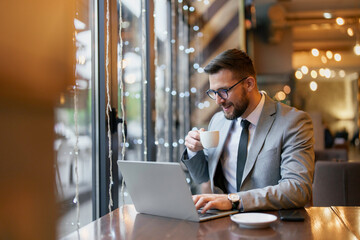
206, 76, 248, 100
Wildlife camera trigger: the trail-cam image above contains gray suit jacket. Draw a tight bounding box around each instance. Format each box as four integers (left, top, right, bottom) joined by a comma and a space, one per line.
182, 95, 315, 211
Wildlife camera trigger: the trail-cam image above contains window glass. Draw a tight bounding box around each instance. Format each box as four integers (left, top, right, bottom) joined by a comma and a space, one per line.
117, 0, 144, 206
154, 0, 172, 161
174, 1, 191, 161
116, 0, 192, 205
119, 0, 144, 162
55, 0, 95, 237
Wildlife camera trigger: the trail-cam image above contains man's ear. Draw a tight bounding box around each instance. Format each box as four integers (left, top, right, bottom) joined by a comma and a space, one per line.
245, 77, 256, 92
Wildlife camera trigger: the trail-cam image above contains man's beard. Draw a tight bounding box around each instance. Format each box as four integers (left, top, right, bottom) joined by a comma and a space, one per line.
222, 88, 249, 120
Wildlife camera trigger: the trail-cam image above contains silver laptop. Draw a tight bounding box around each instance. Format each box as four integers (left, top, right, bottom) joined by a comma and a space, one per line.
117, 160, 238, 222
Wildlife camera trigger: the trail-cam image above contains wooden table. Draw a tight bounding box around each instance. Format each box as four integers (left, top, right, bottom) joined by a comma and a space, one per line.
62, 205, 360, 240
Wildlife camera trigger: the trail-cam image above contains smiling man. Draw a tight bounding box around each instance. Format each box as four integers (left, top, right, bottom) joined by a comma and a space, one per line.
182, 49, 315, 213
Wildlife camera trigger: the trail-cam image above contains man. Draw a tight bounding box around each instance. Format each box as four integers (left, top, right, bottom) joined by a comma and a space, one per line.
182, 49, 314, 213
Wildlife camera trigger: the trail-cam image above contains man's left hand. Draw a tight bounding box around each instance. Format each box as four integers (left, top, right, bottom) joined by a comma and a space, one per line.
192, 194, 232, 214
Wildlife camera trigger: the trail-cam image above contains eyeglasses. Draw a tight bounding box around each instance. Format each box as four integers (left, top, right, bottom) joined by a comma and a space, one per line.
206, 76, 248, 100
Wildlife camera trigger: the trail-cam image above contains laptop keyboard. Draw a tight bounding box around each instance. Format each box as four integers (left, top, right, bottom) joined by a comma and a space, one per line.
197, 210, 217, 218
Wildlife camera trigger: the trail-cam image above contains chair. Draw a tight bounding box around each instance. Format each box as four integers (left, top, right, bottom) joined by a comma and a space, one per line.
314, 148, 348, 162
312, 161, 360, 206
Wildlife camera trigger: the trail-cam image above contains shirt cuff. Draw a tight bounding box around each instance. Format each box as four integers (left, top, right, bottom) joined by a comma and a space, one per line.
186, 148, 197, 159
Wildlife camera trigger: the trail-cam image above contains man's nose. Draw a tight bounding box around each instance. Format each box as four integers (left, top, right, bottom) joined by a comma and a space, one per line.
215, 94, 225, 104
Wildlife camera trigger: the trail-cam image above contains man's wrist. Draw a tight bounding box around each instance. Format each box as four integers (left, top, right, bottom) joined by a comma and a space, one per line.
228, 193, 241, 210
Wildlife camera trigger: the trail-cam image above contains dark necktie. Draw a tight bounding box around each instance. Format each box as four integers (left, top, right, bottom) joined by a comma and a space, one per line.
237, 119, 250, 191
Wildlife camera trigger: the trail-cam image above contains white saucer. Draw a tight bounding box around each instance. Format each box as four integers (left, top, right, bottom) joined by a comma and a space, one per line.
230, 213, 278, 229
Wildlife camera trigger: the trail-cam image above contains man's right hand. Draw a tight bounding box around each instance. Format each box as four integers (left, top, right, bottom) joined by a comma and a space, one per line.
184, 128, 205, 152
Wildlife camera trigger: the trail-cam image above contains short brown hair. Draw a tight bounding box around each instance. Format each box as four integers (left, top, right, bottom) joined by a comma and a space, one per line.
204, 49, 256, 80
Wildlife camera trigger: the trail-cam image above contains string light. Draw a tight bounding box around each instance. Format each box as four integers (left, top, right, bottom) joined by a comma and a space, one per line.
73, 84, 80, 228
153, 0, 160, 160
105, 0, 113, 213
141, 0, 148, 160
73, 4, 81, 228
118, 0, 127, 206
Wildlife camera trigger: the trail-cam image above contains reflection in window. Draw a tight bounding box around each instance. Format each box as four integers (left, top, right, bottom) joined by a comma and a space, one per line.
55, 2, 95, 237
118, 0, 144, 162
117, 0, 191, 163
154, 0, 172, 162
116, 0, 192, 205
174, 0, 191, 162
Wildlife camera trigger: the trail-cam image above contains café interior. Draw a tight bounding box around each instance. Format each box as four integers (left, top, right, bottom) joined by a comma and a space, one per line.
1, 0, 360, 239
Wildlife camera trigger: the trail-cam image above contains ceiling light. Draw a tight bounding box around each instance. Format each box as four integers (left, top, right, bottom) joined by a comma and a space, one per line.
311, 24, 319, 30
310, 81, 318, 91
311, 48, 319, 57
326, 50, 333, 59
336, 17, 345, 26
339, 70, 346, 78
354, 43, 360, 56
276, 91, 286, 101
347, 28, 354, 37
295, 70, 303, 79
324, 68, 331, 78
323, 13, 332, 19
334, 53, 342, 61
301, 66, 309, 74
331, 70, 336, 78
283, 85, 291, 94
321, 56, 328, 63
322, 23, 332, 30
311, 70, 318, 78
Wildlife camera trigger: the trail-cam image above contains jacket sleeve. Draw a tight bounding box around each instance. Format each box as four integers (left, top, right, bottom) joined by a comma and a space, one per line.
181, 149, 210, 184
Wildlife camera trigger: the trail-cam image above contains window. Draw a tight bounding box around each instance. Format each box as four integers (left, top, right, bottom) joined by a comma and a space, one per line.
56, 0, 193, 236
55, 0, 96, 237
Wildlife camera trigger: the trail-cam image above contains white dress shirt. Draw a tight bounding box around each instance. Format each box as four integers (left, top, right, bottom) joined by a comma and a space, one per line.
221, 93, 265, 193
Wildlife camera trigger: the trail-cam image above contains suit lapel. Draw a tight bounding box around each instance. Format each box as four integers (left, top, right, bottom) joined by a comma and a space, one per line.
241, 95, 277, 186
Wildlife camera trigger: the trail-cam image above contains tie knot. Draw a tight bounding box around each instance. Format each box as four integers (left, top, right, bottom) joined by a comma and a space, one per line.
241, 119, 251, 129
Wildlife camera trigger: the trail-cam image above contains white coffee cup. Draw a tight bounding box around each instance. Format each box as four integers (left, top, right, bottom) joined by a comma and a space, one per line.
200, 130, 219, 148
